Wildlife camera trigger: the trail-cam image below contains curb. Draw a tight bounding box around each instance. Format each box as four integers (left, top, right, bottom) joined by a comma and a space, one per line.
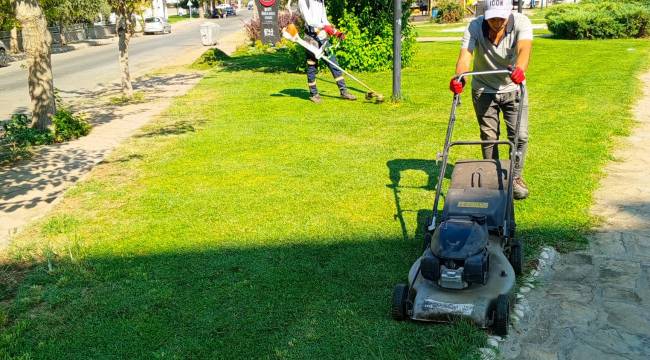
478, 247, 560, 360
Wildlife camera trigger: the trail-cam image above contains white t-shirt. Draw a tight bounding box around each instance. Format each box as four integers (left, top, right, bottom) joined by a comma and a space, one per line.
298, 0, 331, 29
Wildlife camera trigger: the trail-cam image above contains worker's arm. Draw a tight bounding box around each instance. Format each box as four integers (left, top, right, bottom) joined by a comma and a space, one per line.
456, 21, 477, 76
514, 15, 533, 72
515, 39, 532, 71
455, 48, 473, 76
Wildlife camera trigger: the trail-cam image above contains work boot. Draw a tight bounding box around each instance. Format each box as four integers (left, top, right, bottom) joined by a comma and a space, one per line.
340, 91, 357, 101
310, 94, 322, 104
513, 177, 529, 200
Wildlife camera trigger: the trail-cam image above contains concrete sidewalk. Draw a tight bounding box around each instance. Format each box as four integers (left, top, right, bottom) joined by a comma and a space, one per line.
0, 29, 247, 249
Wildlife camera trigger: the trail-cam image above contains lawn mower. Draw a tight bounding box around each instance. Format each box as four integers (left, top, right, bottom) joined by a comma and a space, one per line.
391, 70, 525, 336
281, 24, 384, 104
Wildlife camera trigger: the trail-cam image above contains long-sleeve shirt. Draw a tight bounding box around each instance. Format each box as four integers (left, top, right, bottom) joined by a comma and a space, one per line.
298, 0, 330, 29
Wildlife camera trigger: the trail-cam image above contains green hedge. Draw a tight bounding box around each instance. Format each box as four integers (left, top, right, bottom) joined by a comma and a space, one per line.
546, 1, 650, 39
285, 11, 416, 73
333, 11, 416, 72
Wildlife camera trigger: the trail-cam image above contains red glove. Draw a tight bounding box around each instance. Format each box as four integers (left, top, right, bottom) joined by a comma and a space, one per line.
510, 66, 526, 84
323, 25, 337, 36
449, 77, 465, 94
336, 31, 346, 40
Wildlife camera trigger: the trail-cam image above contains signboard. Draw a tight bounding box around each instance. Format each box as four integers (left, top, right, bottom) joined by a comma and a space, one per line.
257, 0, 279, 45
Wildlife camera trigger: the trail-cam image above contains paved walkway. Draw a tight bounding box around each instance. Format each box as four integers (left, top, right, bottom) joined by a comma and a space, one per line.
501, 71, 650, 359
0, 30, 246, 249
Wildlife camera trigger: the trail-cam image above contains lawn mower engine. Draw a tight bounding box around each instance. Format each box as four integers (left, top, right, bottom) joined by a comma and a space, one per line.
420, 216, 490, 290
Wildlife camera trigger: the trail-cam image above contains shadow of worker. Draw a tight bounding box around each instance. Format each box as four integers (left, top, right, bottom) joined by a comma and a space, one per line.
386, 159, 454, 245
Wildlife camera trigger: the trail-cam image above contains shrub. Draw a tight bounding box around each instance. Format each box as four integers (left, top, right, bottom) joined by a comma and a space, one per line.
284, 40, 308, 72
325, 11, 417, 72
1, 110, 91, 163
0, 114, 54, 163
244, 4, 417, 72
546, 1, 650, 39
582, 0, 650, 9
436, 0, 464, 24
2, 114, 54, 147
51, 108, 91, 142
191, 48, 231, 70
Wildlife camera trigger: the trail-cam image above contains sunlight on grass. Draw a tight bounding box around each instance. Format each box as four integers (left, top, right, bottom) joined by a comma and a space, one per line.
0, 37, 648, 359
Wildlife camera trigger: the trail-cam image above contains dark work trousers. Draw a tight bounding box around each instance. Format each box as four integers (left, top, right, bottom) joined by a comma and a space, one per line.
471, 89, 529, 179
305, 32, 348, 96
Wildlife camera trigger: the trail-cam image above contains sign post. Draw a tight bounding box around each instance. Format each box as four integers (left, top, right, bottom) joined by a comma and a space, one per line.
258, 0, 280, 45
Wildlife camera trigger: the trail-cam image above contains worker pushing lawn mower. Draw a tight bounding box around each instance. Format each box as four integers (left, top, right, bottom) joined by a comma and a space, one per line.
391, 0, 533, 335
282, 0, 384, 104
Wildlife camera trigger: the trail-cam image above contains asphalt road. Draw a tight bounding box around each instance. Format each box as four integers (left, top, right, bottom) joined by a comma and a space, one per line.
0, 11, 251, 120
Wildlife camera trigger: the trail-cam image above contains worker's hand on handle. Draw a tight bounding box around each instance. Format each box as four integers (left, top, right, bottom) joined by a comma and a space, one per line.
509, 66, 526, 84
449, 77, 465, 95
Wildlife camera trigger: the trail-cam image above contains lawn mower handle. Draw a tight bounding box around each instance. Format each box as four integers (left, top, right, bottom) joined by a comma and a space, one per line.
429, 71, 526, 239
455, 69, 512, 83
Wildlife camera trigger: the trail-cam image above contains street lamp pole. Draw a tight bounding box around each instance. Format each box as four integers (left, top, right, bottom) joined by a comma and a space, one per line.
393, 0, 402, 102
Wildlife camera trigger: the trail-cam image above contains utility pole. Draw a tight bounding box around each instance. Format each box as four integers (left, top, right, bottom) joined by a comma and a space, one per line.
392, 0, 402, 102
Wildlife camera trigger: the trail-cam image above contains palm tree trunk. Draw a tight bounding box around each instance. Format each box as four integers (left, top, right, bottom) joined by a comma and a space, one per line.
11, 0, 56, 130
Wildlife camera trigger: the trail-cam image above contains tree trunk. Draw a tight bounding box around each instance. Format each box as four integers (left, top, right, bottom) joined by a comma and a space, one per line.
198, 2, 205, 18
59, 24, 67, 46
9, 26, 20, 53
117, 13, 133, 98
11, 0, 56, 130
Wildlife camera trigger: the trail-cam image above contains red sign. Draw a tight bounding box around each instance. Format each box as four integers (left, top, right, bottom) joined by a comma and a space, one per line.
259, 0, 276, 7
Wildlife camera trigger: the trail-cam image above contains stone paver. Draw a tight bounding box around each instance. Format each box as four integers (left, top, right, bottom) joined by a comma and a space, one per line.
0, 29, 247, 249
501, 71, 650, 359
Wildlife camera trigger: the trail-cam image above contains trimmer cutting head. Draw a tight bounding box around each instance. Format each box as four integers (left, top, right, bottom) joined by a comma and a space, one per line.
365, 92, 385, 103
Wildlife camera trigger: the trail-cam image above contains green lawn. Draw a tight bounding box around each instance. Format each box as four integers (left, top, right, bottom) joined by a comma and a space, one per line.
414, 21, 549, 38
1, 38, 649, 359
414, 22, 466, 37
167, 14, 193, 24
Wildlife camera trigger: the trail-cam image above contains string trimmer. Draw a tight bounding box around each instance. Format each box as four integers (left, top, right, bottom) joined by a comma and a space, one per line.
281, 24, 385, 104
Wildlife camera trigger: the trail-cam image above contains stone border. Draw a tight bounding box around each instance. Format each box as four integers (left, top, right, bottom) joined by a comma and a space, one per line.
478, 247, 560, 360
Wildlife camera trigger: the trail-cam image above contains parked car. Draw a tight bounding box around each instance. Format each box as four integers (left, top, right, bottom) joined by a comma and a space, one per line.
0, 39, 9, 67
144, 17, 172, 35
216, 4, 237, 17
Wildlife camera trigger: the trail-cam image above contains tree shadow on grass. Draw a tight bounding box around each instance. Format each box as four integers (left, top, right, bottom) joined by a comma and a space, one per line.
199, 48, 299, 74
0, 237, 487, 360
133, 119, 196, 139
